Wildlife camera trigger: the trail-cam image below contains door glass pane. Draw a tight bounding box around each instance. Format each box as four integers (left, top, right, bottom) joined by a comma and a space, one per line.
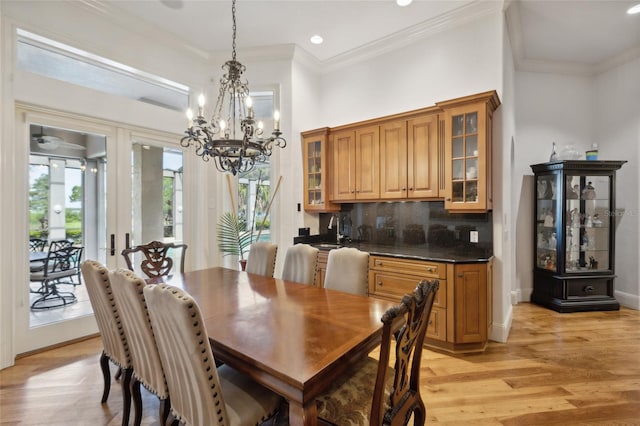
28, 124, 106, 326
129, 143, 184, 275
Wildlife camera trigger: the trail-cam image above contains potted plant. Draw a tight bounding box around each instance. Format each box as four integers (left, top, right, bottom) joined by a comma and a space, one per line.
217, 211, 255, 270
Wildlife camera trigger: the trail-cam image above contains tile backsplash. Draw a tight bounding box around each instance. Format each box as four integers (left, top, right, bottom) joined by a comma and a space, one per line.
320, 201, 493, 251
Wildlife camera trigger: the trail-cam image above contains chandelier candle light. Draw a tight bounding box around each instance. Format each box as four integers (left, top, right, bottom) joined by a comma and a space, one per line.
181, 0, 286, 175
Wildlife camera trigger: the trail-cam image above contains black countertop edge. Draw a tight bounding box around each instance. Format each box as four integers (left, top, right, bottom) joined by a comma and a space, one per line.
294, 236, 492, 263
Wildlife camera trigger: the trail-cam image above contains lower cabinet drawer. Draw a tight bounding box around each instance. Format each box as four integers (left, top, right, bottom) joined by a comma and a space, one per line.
369, 256, 446, 279
566, 279, 612, 298
369, 271, 446, 308
426, 307, 446, 342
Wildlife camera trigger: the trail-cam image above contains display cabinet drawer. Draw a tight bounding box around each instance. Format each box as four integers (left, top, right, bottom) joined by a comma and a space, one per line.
369, 271, 445, 308
566, 278, 612, 298
369, 256, 446, 279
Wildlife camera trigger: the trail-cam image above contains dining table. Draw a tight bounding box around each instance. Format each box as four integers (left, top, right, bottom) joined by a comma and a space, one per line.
160, 266, 396, 426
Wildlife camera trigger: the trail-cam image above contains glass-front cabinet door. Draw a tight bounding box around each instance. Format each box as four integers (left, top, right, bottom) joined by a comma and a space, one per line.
301, 128, 339, 212
531, 160, 626, 313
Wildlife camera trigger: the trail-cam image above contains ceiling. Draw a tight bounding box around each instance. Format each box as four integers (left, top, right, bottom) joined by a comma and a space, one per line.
98, 0, 639, 74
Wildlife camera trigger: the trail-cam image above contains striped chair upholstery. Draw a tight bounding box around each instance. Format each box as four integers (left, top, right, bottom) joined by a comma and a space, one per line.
80, 260, 133, 426
109, 269, 170, 426
245, 242, 278, 277
281, 243, 319, 285
143, 283, 283, 426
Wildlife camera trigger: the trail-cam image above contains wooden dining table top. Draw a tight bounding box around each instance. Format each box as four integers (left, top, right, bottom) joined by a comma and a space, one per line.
161, 266, 396, 425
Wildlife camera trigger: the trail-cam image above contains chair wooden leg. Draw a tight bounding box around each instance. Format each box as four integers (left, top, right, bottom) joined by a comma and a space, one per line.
121, 368, 133, 426
99, 351, 111, 403
115, 366, 122, 381
131, 378, 142, 426
412, 400, 426, 426
159, 397, 171, 425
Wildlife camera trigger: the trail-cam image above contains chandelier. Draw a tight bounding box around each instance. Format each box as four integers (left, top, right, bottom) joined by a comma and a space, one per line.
180, 0, 286, 175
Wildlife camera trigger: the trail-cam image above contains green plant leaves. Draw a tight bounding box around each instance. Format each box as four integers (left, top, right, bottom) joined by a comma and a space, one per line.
217, 212, 254, 260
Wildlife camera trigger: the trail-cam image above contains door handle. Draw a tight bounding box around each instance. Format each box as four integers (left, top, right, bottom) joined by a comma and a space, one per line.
125, 233, 130, 249
110, 234, 115, 256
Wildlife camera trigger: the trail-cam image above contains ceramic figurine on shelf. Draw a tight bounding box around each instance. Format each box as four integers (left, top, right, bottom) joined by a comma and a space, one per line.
592, 214, 603, 227
569, 208, 578, 227
585, 215, 593, 227
582, 181, 596, 200
589, 256, 598, 269
549, 232, 557, 248
566, 181, 579, 199
544, 211, 554, 227
549, 141, 558, 161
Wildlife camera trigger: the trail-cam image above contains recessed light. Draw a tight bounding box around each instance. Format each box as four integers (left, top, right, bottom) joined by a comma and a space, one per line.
627, 3, 640, 14
310, 35, 323, 45
397, 0, 413, 6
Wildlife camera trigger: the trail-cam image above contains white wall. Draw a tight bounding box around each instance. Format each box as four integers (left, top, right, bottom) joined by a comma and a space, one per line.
514, 59, 640, 308
319, 15, 504, 127
594, 58, 640, 308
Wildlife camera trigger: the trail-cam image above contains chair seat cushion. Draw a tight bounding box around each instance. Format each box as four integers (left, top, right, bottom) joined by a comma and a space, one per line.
316, 356, 393, 426
218, 364, 283, 425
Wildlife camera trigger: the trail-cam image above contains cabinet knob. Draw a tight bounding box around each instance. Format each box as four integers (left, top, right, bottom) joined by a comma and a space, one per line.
458, 273, 464, 277
584, 285, 594, 294
426, 266, 435, 272
402, 187, 406, 191
446, 198, 451, 201
409, 187, 414, 191
378, 282, 383, 286
376, 261, 383, 266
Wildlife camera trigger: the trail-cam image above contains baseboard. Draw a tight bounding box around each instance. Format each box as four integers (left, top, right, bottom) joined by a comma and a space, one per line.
510, 289, 521, 305
615, 290, 640, 310
489, 303, 513, 343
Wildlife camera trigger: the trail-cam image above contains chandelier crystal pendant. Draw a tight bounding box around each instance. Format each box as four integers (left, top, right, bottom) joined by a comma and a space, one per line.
180, 0, 286, 175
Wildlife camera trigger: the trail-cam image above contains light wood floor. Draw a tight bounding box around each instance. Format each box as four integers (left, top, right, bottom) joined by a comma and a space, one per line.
1, 303, 639, 425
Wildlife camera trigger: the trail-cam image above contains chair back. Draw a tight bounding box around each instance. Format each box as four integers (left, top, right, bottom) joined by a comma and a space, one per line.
29, 238, 47, 252
80, 260, 130, 369
109, 269, 169, 399
281, 244, 319, 285
49, 238, 73, 252
42, 246, 84, 279
245, 242, 278, 277
143, 283, 229, 426
323, 247, 369, 295
121, 240, 187, 279
371, 279, 439, 425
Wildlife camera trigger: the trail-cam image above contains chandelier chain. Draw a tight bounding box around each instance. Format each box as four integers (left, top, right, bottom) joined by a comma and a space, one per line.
231, 0, 237, 61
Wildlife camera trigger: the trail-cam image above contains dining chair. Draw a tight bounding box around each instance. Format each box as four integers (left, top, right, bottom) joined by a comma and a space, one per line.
108, 269, 170, 426
316, 279, 440, 426
281, 243, 319, 285
80, 260, 133, 426
143, 283, 284, 426
30, 246, 84, 310
245, 241, 278, 277
48, 238, 74, 252
29, 237, 47, 252
323, 247, 369, 295
121, 240, 187, 279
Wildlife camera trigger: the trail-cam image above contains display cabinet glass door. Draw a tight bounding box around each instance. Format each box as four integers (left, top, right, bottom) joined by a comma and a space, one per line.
450, 111, 479, 203
565, 174, 611, 273
536, 174, 558, 272
306, 140, 323, 206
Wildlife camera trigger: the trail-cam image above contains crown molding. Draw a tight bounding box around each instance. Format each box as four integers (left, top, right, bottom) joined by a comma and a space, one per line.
506, 0, 640, 77
319, 0, 503, 74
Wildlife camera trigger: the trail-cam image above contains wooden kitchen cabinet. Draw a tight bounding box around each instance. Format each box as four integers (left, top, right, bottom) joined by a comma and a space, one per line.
331, 125, 379, 201
379, 112, 440, 200
301, 128, 339, 212
315, 250, 329, 287
368, 254, 492, 353
438, 91, 500, 212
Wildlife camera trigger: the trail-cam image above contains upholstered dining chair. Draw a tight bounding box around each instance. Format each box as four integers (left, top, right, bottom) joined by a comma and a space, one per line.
316, 279, 440, 426
109, 269, 171, 426
281, 243, 319, 285
143, 283, 284, 426
323, 247, 370, 295
245, 242, 278, 277
80, 260, 133, 426
121, 240, 187, 279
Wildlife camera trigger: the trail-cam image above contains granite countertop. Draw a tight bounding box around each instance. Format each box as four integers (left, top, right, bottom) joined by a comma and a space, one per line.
303, 238, 492, 263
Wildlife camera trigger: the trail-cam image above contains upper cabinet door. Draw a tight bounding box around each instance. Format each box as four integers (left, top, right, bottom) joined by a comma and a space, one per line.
354, 125, 380, 200
302, 128, 339, 212
331, 129, 356, 201
407, 113, 440, 199
439, 91, 500, 212
379, 120, 407, 199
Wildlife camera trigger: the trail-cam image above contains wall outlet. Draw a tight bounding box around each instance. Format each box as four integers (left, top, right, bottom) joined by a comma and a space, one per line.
470, 230, 479, 243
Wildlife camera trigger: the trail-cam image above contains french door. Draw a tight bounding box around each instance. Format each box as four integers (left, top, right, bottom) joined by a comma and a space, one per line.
15, 107, 185, 354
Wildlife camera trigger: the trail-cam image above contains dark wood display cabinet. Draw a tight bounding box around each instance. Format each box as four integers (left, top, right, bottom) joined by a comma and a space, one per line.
531, 160, 626, 312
